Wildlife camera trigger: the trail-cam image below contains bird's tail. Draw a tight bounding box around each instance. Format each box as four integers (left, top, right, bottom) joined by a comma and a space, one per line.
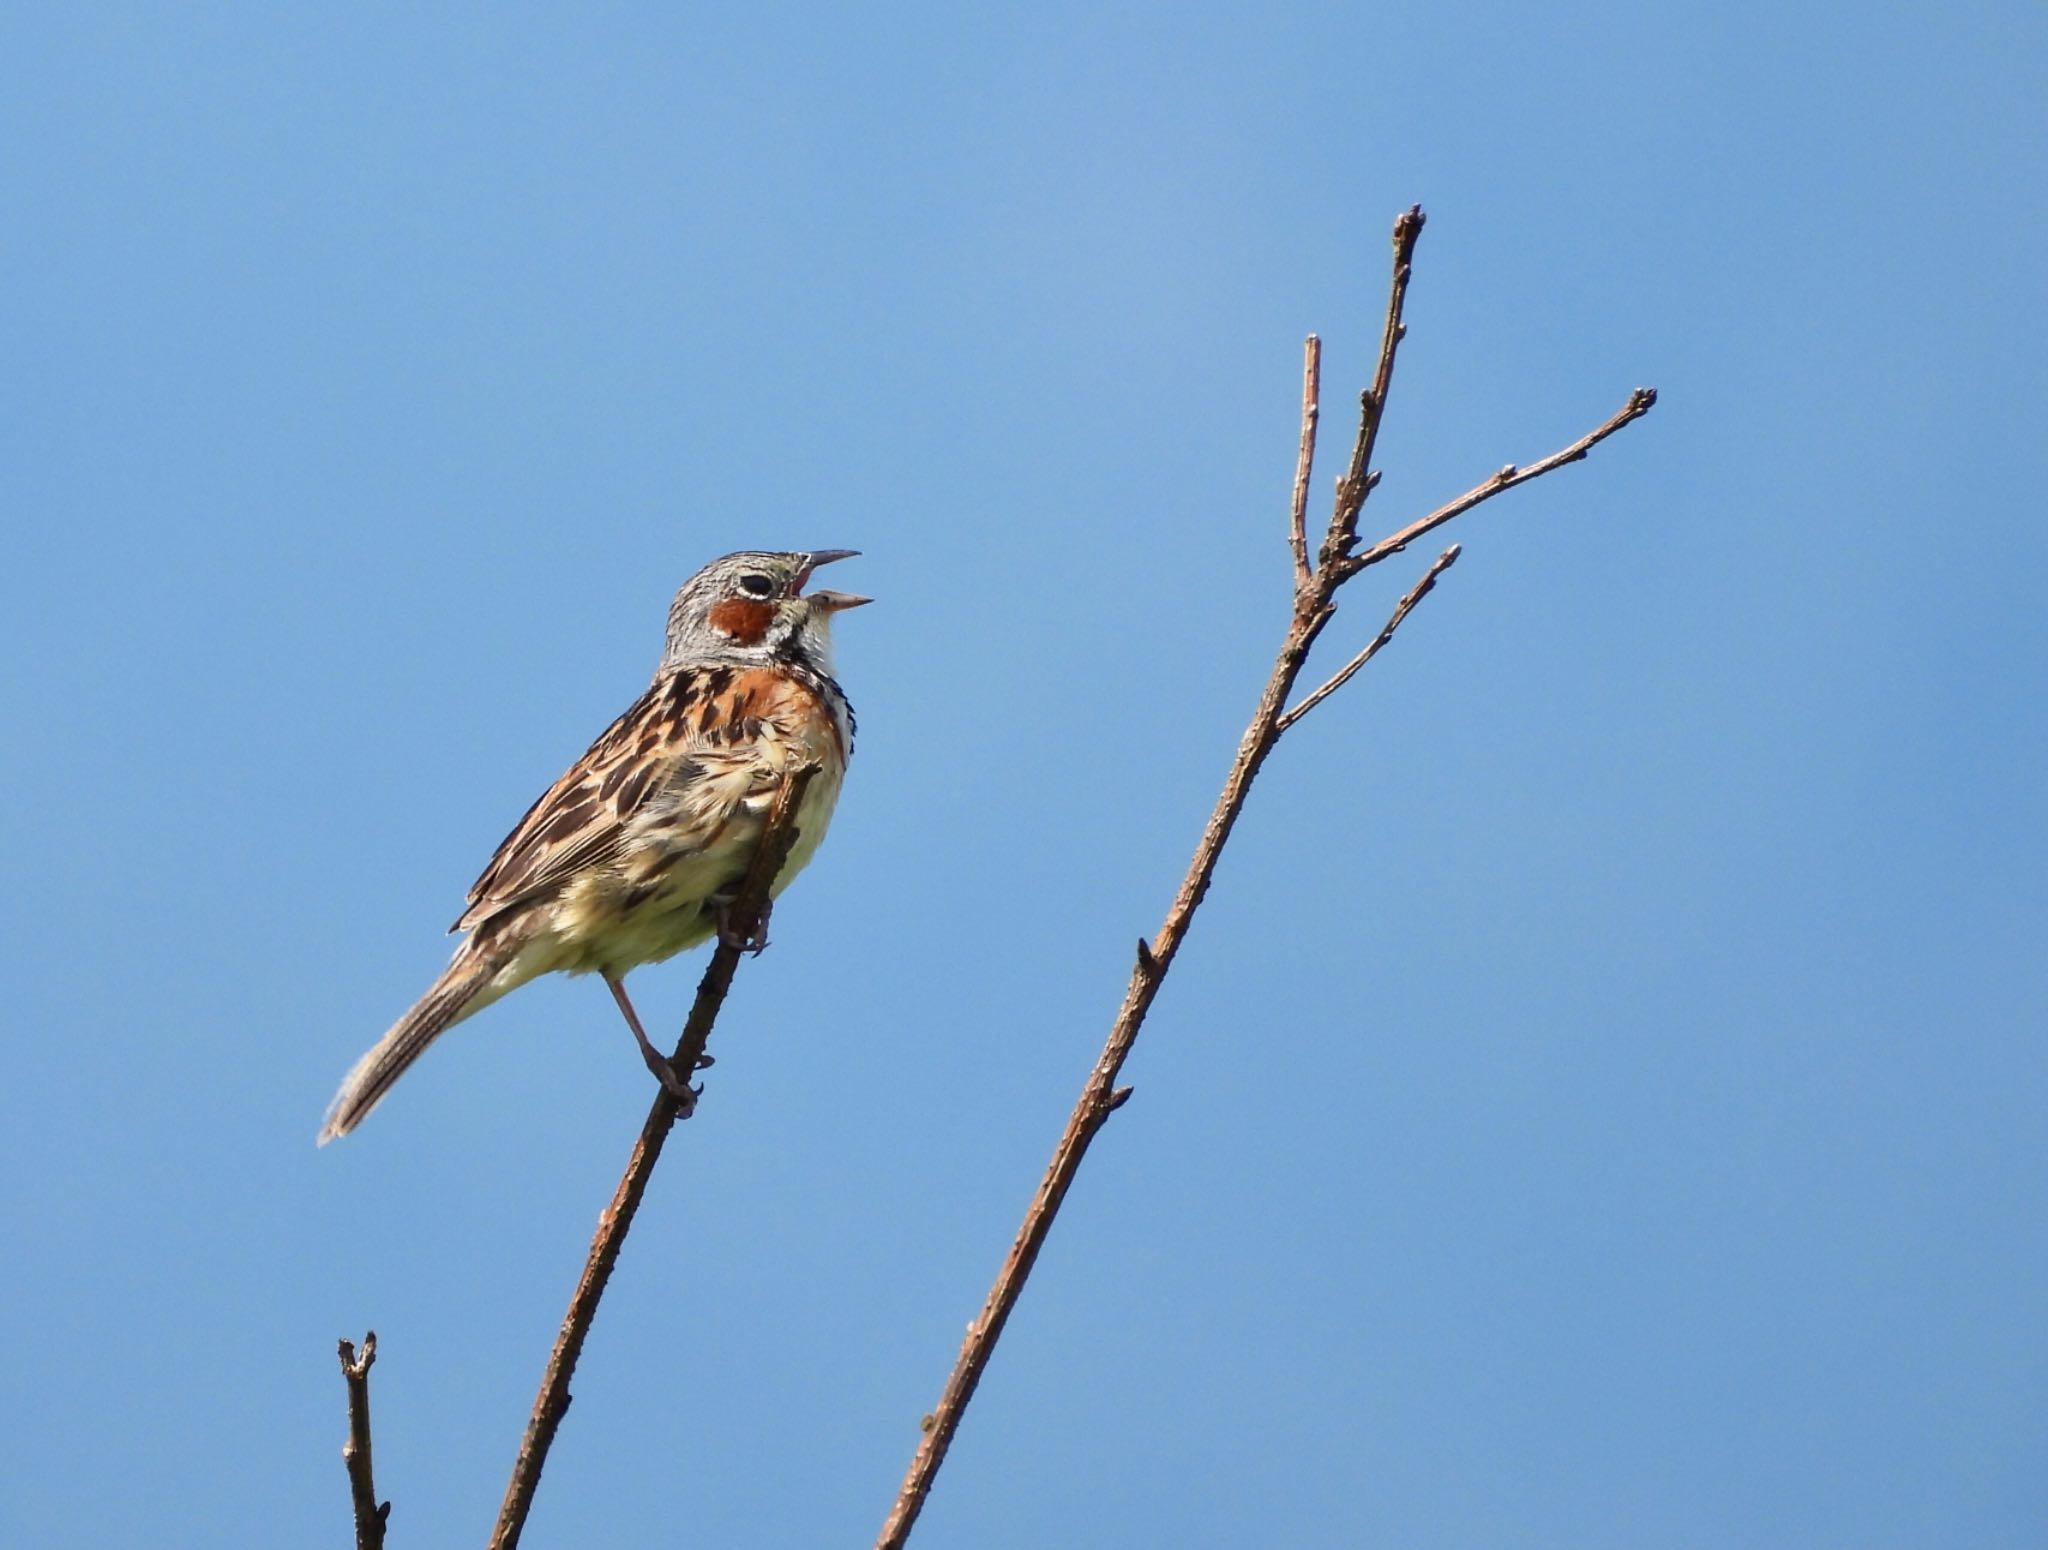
319, 947, 511, 1144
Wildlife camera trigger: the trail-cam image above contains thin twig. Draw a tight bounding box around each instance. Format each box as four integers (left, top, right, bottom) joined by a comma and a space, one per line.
1278, 544, 1462, 732
1345, 388, 1658, 577
489, 764, 822, 1550
1288, 334, 1322, 589
1321, 204, 1426, 573
338, 1333, 389, 1550
874, 206, 1656, 1548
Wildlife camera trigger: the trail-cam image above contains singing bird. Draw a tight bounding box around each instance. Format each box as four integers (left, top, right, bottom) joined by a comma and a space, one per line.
320, 549, 868, 1142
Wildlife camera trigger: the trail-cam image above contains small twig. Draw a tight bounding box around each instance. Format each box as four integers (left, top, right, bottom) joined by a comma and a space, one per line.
1345, 388, 1658, 577
1322, 204, 1425, 572
1277, 544, 1461, 732
489, 764, 821, 1550
875, 206, 1656, 1548
338, 1333, 389, 1550
1288, 335, 1322, 590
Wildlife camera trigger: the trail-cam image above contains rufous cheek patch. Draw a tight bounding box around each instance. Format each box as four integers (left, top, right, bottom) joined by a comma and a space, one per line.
706, 598, 774, 645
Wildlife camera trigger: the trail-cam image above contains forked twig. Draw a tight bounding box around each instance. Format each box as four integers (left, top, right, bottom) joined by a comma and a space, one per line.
337, 1333, 388, 1550
874, 206, 1655, 1547
1278, 543, 1462, 731
489, 763, 822, 1550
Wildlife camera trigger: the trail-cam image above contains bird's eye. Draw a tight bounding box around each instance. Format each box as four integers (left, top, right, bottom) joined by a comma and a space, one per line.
738, 573, 775, 598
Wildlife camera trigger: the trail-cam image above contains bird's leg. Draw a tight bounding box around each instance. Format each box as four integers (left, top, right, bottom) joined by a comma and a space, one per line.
715, 894, 773, 955
605, 973, 699, 1113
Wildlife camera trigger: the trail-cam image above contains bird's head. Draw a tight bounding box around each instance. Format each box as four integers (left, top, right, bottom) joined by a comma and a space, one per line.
661, 549, 869, 673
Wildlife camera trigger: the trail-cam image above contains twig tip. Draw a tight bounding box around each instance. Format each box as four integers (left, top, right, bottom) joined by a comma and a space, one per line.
338, 1332, 377, 1377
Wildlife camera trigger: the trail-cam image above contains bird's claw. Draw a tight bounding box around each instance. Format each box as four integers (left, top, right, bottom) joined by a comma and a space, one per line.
715, 898, 773, 955
642, 1049, 700, 1116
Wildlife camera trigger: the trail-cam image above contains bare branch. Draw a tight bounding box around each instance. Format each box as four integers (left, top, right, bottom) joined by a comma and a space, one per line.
337, 1333, 389, 1550
1347, 388, 1658, 576
874, 207, 1656, 1549
1277, 544, 1462, 732
1288, 334, 1322, 591
489, 764, 822, 1550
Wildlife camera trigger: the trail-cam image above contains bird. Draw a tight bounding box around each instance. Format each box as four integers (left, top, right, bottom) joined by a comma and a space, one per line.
319, 549, 868, 1143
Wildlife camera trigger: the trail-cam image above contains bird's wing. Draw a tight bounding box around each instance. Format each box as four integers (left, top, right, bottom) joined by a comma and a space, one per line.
451, 665, 819, 935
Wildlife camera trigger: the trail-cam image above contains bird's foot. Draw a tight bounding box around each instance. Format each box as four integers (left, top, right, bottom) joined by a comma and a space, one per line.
640, 1045, 701, 1116
609, 973, 703, 1116
716, 897, 773, 955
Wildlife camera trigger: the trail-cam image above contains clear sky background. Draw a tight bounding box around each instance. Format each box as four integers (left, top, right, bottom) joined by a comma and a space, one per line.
3, 4, 2043, 1546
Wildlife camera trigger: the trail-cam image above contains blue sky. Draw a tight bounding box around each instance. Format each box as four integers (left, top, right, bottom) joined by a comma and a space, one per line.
3, 3, 2043, 1545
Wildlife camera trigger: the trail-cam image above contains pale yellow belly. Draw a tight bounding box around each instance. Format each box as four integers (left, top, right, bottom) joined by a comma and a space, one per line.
492, 756, 845, 987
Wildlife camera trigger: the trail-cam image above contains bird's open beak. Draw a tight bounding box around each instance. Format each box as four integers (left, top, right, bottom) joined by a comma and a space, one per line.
806, 588, 872, 613
795, 549, 859, 587
795, 550, 866, 609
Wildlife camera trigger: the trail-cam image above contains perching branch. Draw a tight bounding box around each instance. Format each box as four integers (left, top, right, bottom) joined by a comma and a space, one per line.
337, 1333, 389, 1550
874, 206, 1655, 1547
488, 763, 822, 1550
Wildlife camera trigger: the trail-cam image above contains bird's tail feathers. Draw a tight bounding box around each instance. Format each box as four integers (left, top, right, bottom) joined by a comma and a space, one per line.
319, 949, 508, 1144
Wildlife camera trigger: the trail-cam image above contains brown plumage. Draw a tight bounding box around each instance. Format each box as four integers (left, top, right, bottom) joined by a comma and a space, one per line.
320, 550, 867, 1142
